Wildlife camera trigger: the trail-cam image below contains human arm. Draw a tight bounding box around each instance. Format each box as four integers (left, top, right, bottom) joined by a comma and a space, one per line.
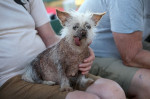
29, 0, 61, 47
36, 22, 60, 47
113, 31, 150, 68
108, 0, 150, 68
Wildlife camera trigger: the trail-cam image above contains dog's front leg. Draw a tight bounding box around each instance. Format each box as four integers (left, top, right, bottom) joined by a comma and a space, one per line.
60, 75, 73, 92
57, 64, 73, 92
77, 75, 94, 90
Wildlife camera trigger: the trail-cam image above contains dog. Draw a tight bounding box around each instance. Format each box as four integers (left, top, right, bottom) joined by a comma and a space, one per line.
22, 9, 105, 91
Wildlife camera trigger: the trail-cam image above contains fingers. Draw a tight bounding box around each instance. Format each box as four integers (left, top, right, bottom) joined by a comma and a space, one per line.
79, 62, 93, 74
79, 65, 91, 75
79, 47, 95, 75
79, 62, 93, 68
81, 71, 89, 75
79, 66, 91, 72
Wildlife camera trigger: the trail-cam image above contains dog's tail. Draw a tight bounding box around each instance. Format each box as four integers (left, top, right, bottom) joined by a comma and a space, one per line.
22, 64, 40, 83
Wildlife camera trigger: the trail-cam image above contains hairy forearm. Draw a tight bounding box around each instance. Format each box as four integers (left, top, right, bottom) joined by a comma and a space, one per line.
113, 31, 150, 69
124, 49, 150, 68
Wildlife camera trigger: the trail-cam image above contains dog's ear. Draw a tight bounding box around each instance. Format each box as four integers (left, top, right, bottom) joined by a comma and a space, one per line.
92, 12, 106, 26
56, 9, 71, 26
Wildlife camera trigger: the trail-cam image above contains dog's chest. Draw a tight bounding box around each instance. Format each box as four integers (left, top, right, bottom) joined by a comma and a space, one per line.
32, 38, 90, 81
58, 38, 90, 77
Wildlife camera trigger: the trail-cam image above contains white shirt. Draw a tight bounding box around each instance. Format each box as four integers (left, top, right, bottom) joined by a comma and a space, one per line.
0, 0, 50, 87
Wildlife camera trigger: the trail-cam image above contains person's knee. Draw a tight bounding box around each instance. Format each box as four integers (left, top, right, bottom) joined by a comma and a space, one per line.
128, 69, 150, 98
137, 69, 150, 92
66, 91, 99, 99
86, 78, 126, 99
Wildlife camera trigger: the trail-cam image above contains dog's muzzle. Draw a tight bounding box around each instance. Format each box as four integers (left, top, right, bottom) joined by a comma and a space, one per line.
80, 29, 87, 38
73, 29, 87, 46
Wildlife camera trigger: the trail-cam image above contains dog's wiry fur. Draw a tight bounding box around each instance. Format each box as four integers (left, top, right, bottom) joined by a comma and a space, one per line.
22, 10, 105, 91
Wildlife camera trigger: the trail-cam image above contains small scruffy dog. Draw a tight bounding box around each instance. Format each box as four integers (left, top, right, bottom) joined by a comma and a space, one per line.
22, 10, 105, 91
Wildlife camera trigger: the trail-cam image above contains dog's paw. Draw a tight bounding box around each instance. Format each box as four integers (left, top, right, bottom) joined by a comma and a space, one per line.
80, 78, 94, 89
42, 81, 56, 85
86, 78, 94, 86
60, 86, 73, 92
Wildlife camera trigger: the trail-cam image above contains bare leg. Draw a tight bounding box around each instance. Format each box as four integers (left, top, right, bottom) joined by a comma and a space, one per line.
66, 91, 100, 99
66, 78, 126, 99
127, 69, 150, 99
86, 78, 126, 99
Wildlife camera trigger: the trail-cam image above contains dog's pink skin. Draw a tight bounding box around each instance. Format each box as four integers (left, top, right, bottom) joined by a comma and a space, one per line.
32, 37, 90, 84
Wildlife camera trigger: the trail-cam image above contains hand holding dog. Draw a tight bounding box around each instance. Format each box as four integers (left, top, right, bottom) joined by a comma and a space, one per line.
79, 47, 95, 75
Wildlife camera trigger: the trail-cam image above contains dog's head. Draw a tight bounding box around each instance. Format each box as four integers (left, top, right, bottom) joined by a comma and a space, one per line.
56, 9, 105, 47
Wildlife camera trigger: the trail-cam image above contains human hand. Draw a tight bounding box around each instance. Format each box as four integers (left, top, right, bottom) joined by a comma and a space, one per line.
79, 47, 95, 75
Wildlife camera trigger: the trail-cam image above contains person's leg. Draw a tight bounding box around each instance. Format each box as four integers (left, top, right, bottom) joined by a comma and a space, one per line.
127, 69, 150, 99
0, 75, 68, 99
126, 41, 150, 99
86, 78, 126, 99
66, 77, 126, 99
91, 56, 150, 99
0, 74, 125, 99
0, 75, 100, 99
66, 91, 100, 99
90, 57, 139, 98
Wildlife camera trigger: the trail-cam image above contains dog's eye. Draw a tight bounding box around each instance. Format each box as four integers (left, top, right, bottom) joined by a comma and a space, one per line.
86, 24, 91, 29
73, 26, 79, 30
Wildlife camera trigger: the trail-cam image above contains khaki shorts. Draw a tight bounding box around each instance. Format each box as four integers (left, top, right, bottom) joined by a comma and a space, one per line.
0, 74, 100, 99
90, 57, 138, 94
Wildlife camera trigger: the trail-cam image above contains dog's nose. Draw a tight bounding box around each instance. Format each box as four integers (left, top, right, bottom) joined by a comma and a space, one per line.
81, 30, 87, 37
